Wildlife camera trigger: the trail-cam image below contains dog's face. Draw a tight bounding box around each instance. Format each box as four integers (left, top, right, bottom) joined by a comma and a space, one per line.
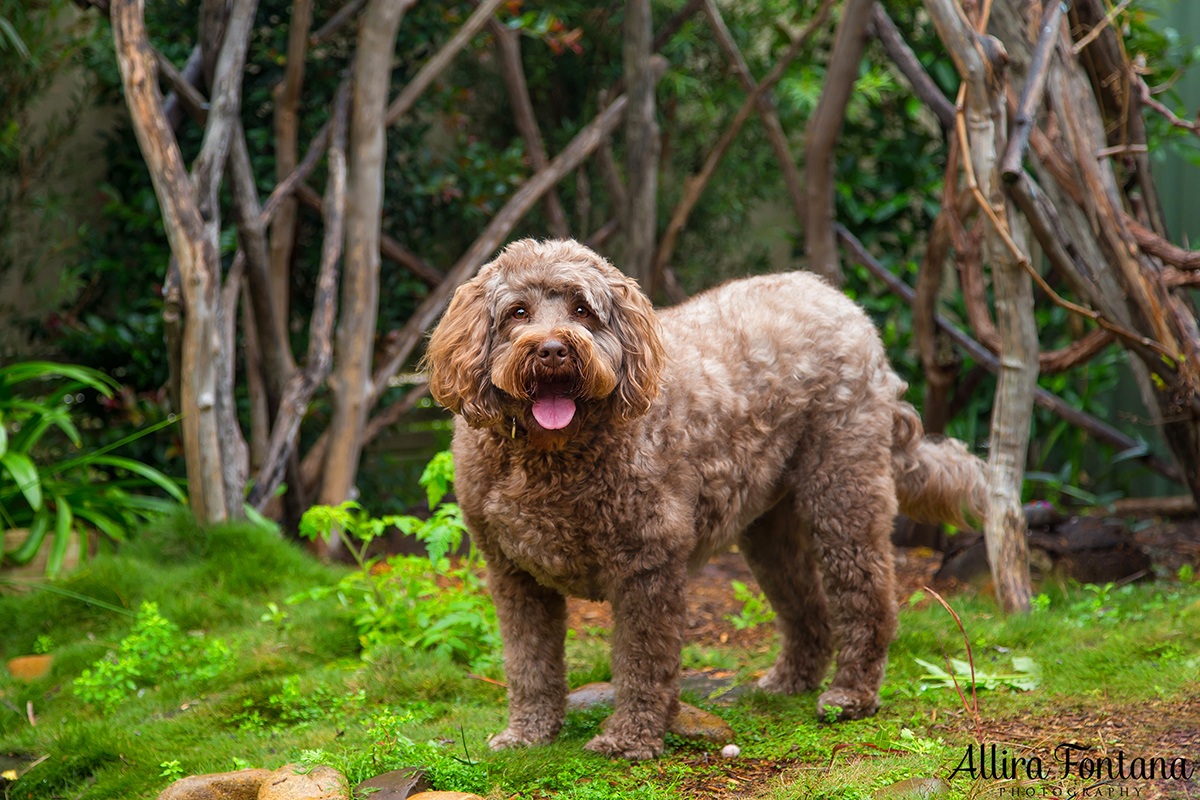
425, 240, 665, 448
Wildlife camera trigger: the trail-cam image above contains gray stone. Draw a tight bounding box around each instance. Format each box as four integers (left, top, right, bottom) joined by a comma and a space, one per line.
873, 777, 950, 800
157, 769, 273, 800
352, 768, 432, 800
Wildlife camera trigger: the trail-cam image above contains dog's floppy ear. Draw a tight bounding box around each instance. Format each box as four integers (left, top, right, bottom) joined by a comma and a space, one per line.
424, 277, 504, 427
607, 274, 665, 422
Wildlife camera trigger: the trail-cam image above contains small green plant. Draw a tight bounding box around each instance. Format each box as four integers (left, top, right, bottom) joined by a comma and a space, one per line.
74, 601, 229, 709
914, 655, 1040, 692
231, 675, 363, 731
1178, 564, 1195, 584
158, 760, 184, 782
724, 580, 776, 630
293, 453, 501, 669
0, 361, 184, 576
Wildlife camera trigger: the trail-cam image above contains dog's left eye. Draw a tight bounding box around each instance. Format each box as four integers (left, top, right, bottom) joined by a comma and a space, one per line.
574, 305, 590, 319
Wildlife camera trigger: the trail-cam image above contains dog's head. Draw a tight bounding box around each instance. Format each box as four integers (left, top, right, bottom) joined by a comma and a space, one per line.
424, 239, 665, 446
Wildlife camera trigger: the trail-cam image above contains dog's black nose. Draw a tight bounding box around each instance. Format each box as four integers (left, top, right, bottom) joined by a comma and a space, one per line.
538, 338, 570, 366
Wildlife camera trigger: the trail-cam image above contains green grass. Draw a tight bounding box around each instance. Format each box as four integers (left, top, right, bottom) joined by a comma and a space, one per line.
2, 514, 1198, 799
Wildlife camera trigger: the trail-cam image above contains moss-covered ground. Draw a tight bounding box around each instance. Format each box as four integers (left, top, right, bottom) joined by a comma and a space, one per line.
2, 514, 1198, 799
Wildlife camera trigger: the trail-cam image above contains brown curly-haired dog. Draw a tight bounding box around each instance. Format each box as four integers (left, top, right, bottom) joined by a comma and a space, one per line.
425, 239, 986, 760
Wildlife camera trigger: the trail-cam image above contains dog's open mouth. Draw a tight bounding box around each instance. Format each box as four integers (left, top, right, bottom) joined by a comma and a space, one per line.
532, 381, 577, 430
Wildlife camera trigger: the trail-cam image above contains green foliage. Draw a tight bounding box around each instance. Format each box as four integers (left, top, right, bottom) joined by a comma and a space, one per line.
724, 580, 776, 630
913, 655, 1041, 692
231, 674, 364, 731
0, 0, 102, 319
0, 361, 184, 576
73, 601, 230, 710
293, 453, 501, 670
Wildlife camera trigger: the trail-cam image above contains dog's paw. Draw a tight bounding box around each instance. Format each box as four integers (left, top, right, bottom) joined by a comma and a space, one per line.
488, 727, 549, 751
756, 664, 818, 695
584, 731, 664, 761
815, 688, 880, 722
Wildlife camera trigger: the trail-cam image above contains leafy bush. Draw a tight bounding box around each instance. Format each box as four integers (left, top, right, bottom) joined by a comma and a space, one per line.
292, 453, 501, 670
0, 361, 183, 575
73, 601, 229, 709
724, 580, 776, 630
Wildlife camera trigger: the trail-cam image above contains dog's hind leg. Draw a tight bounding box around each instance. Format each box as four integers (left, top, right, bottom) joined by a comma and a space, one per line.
793, 436, 899, 722
739, 497, 833, 695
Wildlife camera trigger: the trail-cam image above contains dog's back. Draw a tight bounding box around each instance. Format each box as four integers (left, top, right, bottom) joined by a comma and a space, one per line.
655, 270, 986, 536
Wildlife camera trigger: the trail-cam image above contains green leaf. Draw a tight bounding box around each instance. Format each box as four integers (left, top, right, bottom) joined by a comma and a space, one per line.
1, 451, 43, 511
47, 496, 74, 578
86, 456, 186, 501
6, 507, 51, 565
0, 362, 118, 396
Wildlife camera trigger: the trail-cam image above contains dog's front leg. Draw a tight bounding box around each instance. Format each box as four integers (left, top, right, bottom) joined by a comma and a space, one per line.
486, 556, 569, 750
585, 564, 686, 760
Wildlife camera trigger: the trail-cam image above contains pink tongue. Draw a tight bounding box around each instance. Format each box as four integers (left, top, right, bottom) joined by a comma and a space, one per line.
532, 394, 577, 429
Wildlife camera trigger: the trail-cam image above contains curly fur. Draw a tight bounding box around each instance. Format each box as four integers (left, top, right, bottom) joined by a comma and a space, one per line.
424, 239, 987, 760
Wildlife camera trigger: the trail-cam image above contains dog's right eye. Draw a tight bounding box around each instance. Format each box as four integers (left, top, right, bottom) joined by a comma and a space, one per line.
511, 307, 528, 320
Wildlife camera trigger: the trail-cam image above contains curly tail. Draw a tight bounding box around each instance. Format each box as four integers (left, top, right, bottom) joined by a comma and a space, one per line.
891, 401, 988, 528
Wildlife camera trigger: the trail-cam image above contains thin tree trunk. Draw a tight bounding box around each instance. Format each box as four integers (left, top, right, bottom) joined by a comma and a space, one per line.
925, 0, 1034, 612
268, 0, 314, 341
321, 0, 414, 540
624, 0, 659, 293
111, 0, 258, 523
805, 0, 872, 286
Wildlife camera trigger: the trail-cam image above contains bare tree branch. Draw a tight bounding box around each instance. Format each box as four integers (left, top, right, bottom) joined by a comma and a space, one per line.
703, 0, 810, 238
838, 225, 1183, 485
653, 0, 834, 283
385, 0, 508, 127
488, 18, 570, 238
805, 0, 873, 286
869, 3, 957, 131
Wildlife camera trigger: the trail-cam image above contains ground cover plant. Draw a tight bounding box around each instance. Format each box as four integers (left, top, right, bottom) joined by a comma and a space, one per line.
2, 502, 1198, 799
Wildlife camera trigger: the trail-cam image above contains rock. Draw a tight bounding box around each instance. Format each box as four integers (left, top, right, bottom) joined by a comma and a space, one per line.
6, 655, 53, 682
566, 682, 735, 746
257, 764, 347, 800
679, 670, 736, 700
670, 703, 735, 746
157, 769, 273, 800
405, 794, 485, 800
873, 777, 950, 800
566, 682, 615, 710
353, 769, 432, 800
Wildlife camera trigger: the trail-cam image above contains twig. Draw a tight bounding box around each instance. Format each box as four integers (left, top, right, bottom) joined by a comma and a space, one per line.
1000, 0, 1066, 183
654, 0, 835, 280
384, 0, 508, 127
957, 97, 1179, 363
1132, 71, 1200, 141
310, 0, 365, 44
1071, 0, 1134, 56
870, 3, 956, 130
836, 223, 1185, 484
922, 587, 982, 743
467, 672, 508, 689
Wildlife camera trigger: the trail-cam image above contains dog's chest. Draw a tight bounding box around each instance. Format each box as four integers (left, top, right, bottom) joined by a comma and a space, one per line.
483, 494, 611, 600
